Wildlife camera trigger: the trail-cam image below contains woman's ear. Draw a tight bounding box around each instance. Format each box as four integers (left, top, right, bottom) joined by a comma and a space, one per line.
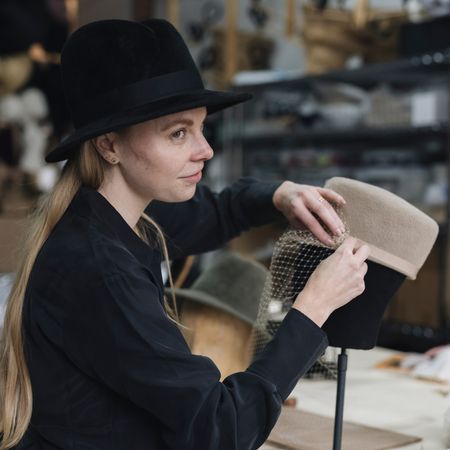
92, 133, 120, 165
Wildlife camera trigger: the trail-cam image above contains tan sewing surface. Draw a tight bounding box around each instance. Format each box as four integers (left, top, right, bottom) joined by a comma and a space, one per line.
262, 347, 449, 450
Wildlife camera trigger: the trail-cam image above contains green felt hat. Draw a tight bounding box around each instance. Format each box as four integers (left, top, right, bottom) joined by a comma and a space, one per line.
172, 252, 268, 325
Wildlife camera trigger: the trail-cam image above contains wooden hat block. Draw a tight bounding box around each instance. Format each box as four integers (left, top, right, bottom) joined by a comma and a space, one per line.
181, 301, 253, 381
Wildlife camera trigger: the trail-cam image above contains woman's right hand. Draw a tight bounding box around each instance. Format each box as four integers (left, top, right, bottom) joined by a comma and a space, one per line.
292, 237, 370, 327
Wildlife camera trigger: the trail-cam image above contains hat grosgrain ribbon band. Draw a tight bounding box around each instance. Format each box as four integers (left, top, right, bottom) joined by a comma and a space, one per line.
72, 70, 204, 128
351, 237, 419, 280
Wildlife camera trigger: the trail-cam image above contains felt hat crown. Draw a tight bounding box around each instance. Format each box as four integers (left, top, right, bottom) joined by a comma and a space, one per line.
325, 177, 439, 280
46, 19, 251, 162
174, 252, 268, 325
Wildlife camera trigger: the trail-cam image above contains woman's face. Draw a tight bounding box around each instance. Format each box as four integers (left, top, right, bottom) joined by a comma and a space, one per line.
113, 106, 213, 203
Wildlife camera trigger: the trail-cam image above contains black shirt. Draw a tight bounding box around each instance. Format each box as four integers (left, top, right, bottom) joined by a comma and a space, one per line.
18, 178, 328, 450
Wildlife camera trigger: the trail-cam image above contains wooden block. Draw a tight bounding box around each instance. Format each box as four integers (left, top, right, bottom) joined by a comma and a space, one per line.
181, 301, 253, 380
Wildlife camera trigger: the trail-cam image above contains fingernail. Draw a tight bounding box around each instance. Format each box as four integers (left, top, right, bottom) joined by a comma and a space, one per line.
341, 197, 346, 204
327, 238, 334, 245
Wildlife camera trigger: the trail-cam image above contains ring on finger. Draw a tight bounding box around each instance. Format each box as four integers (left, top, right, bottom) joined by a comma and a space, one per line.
317, 196, 326, 204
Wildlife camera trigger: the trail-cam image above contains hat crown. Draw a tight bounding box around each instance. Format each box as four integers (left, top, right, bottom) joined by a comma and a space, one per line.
178, 253, 268, 325
325, 177, 439, 279
61, 19, 202, 127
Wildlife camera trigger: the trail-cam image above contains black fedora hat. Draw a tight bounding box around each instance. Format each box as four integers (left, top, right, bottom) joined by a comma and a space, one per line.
46, 19, 251, 163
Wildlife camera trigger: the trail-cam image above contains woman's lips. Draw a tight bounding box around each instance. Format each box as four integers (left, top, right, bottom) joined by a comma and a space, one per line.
180, 171, 202, 183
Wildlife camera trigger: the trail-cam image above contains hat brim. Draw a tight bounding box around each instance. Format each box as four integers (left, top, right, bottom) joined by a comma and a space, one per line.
170, 287, 256, 326
46, 89, 252, 163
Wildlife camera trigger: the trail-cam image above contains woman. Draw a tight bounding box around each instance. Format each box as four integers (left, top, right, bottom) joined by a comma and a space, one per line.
0, 19, 369, 449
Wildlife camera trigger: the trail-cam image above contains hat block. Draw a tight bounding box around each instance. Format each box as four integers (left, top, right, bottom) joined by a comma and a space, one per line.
173, 253, 268, 377
322, 177, 438, 349
272, 177, 439, 350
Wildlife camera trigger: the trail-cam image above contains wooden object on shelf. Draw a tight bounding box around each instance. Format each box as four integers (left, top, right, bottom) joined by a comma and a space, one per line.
207, 28, 274, 89
165, 0, 179, 29
285, 0, 296, 38
224, 0, 238, 87
385, 245, 441, 328
300, 1, 407, 74
133, 0, 156, 21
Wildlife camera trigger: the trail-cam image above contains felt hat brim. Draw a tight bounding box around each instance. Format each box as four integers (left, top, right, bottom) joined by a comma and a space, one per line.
171, 287, 256, 326
46, 89, 251, 163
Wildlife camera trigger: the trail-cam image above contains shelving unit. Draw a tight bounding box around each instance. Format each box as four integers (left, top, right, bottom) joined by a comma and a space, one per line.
223, 49, 450, 352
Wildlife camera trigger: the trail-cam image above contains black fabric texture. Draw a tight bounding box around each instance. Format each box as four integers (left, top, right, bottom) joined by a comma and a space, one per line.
285, 245, 406, 350
17, 180, 327, 450
322, 260, 406, 349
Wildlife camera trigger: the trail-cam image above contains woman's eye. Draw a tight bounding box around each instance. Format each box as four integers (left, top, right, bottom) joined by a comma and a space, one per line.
171, 129, 186, 140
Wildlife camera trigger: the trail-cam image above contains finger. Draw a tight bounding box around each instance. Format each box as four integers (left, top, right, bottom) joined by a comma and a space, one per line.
317, 187, 346, 206
306, 192, 346, 236
295, 202, 335, 245
336, 236, 358, 254
353, 243, 371, 265
359, 261, 368, 277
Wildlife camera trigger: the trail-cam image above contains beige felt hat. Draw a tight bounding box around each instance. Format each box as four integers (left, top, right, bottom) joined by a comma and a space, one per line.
0, 53, 33, 96
325, 177, 439, 280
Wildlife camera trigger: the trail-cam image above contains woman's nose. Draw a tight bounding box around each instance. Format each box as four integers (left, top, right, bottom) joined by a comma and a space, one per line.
193, 134, 214, 161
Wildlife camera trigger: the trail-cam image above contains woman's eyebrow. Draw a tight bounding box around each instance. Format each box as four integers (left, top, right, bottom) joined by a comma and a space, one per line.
160, 118, 194, 131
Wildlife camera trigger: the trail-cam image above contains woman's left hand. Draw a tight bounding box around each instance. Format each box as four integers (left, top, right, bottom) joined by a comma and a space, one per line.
273, 181, 347, 246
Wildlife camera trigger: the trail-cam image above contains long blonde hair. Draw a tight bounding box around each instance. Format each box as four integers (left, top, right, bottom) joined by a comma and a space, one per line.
0, 141, 178, 449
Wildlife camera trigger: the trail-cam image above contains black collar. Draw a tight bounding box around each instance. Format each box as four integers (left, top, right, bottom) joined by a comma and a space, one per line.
71, 185, 162, 274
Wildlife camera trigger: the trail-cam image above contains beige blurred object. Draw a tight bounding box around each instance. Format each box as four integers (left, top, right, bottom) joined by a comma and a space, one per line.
0, 182, 32, 273
165, 0, 179, 30
0, 53, 33, 96
65, 0, 79, 31
300, 0, 407, 74
0, 216, 25, 273
181, 303, 253, 380
29, 44, 61, 65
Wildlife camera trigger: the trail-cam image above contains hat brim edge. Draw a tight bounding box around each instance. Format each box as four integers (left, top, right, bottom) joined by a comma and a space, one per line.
169, 287, 256, 325
46, 90, 252, 163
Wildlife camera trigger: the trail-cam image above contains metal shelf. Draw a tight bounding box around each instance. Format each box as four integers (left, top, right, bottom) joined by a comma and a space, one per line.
233, 48, 450, 91
239, 124, 449, 148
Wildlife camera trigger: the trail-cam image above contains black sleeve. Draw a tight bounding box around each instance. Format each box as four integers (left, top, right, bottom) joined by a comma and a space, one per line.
62, 258, 328, 450
146, 177, 285, 258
